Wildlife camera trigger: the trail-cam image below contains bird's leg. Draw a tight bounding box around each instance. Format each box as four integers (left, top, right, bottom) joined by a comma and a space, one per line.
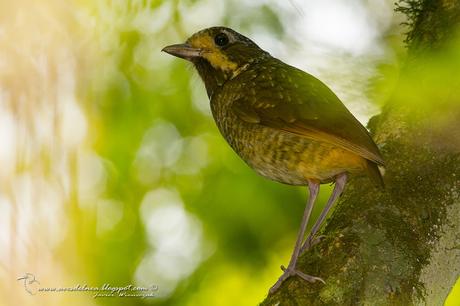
269, 180, 323, 294
301, 172, 348, 253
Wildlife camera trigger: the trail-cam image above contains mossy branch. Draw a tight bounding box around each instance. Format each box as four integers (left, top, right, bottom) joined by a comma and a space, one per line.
261, 1, 460, 304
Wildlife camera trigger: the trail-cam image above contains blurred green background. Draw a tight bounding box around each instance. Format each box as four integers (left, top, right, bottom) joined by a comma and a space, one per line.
0, 0, 458, 305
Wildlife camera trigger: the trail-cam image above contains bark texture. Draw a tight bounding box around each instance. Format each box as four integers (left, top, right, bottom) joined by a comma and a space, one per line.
261, 1, 460, 305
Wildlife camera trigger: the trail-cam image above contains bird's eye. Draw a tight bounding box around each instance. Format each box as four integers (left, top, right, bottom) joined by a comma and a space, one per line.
214, 33, 229, 47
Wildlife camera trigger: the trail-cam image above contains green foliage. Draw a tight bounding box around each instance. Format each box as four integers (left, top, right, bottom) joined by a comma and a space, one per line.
395, 0, 425, 44
396, 0, 460, 51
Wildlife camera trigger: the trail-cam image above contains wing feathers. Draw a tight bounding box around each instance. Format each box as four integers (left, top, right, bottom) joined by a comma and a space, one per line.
230, 64, 385, 166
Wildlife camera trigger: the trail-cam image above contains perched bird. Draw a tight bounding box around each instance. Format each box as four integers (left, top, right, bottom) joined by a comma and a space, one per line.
162, 27, 384, 293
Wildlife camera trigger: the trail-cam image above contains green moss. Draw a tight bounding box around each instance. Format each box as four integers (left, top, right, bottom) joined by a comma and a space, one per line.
396, 0, 460, 52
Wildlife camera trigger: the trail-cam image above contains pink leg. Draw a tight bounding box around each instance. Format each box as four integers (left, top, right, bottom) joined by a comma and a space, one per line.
269, 180, 324, 294
301, 172, 348, 253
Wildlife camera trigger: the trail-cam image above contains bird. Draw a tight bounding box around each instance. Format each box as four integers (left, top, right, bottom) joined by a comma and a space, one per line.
162, 26, 384, 294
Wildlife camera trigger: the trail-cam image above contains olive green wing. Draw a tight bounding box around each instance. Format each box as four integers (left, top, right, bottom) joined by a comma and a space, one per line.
231, 66, 385, 166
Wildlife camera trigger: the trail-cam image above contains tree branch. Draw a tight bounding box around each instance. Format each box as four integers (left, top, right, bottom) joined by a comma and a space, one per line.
261, 1, 460, 304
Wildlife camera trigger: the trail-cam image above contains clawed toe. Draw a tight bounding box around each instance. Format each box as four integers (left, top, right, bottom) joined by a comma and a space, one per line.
269, 266, 325, 294
269, 268, 293, 294
295, 270, 325, 284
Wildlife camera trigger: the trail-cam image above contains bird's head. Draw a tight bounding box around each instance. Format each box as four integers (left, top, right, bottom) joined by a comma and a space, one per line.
162, 27, 269, 97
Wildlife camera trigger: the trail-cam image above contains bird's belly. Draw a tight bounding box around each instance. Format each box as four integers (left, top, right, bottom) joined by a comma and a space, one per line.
222, 123, 365, 185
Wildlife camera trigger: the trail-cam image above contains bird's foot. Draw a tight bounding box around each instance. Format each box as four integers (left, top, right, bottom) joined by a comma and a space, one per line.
269, 264, 325, 294
300, 235, 325, 253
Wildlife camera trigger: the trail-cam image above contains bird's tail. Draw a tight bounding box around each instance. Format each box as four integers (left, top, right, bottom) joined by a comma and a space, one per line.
366, 160, 384, 188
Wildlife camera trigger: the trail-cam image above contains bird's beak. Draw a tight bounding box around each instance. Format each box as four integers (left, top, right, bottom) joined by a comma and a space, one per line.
162, 43, 202, 60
